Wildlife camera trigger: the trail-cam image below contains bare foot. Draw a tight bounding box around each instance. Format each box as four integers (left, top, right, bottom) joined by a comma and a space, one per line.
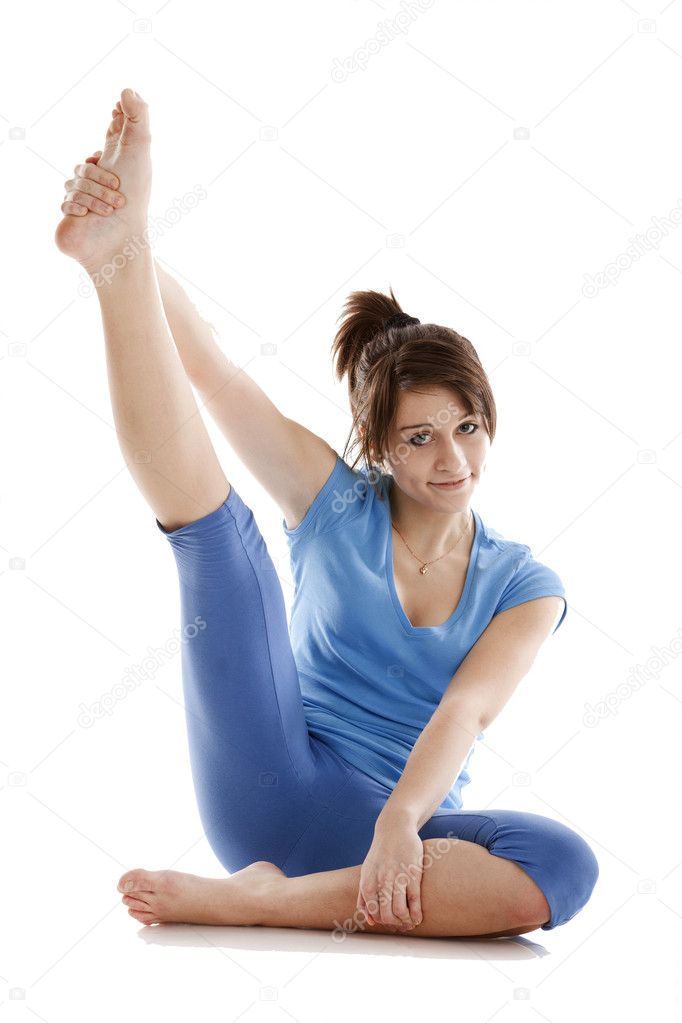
55, 88, 152, 275
116, 861, 286, 927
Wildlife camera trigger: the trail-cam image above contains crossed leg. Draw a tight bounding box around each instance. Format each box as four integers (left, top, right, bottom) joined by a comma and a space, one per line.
118, 836, 550, 937
261, 836, 551, 938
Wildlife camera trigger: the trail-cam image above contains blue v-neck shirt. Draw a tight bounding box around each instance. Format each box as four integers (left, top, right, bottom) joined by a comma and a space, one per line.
282, 453, 567, 810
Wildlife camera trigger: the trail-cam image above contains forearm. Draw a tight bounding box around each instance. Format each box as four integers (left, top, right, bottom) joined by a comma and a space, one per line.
376, 703, 483, 833
153, 260, 230, 388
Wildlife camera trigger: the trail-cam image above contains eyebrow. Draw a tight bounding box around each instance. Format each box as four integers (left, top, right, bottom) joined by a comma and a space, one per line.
399, 412, 477, 430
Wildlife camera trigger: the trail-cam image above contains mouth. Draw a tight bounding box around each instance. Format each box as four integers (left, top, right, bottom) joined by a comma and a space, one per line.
430, 475, 471, 490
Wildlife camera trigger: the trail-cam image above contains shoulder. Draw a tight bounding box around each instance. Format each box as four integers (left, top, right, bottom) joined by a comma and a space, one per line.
282, 453, 388, 542
477, 514, 556, 569
475, 513, 568, 635
478, 517, 530, 558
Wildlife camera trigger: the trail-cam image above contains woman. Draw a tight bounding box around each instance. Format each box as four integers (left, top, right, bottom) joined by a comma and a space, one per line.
55, 89, 599, 937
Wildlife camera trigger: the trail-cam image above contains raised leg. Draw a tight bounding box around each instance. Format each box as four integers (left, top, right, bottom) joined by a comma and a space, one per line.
55, 90, 229, 533
96, 252, 230, 532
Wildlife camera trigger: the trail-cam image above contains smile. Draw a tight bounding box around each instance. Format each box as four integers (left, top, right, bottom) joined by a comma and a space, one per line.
429, 475, 470, 490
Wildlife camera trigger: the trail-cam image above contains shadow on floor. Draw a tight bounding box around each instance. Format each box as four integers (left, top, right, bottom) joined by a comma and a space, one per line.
133, 924, 551, 959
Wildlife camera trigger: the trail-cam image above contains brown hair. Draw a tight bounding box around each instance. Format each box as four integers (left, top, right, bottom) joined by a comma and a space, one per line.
331, 286, 496, 501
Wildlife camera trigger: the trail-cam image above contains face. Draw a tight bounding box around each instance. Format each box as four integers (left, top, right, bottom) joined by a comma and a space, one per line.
364, 387, 490, 505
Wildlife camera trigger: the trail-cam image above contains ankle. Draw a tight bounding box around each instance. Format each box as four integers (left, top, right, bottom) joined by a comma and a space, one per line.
82, 228, 152, 284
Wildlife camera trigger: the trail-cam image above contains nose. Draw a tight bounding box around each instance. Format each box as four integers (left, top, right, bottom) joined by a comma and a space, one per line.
435, 437, 468, 472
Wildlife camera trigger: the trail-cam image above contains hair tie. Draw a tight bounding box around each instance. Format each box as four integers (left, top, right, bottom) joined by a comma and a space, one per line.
383, 312, 420, 331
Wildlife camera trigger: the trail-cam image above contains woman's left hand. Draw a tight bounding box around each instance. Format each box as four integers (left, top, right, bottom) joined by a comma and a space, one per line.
356, 820, 424, 931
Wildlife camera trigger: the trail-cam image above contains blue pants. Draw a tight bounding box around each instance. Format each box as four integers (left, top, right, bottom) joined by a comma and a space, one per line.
157, 481, 599, 931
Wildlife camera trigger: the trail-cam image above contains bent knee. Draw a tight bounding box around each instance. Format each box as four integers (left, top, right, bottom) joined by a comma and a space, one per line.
501, 812, 600, 927
520, 879, 552, 929
544, 820, 600, 926
558, 822, 599, 896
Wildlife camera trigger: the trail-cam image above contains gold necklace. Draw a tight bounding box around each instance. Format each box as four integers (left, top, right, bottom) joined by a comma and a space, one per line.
391, 511, 473, 575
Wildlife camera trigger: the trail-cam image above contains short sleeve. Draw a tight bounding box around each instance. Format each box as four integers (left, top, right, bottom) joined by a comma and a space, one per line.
495, 551, 568, 634
282, 453, 381, 543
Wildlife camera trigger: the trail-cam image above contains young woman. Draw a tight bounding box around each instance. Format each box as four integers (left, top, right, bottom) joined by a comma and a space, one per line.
55, 89, 599, 938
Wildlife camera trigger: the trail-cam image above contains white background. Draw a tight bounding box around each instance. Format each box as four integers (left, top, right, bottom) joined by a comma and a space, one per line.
1, 0, 680, 1018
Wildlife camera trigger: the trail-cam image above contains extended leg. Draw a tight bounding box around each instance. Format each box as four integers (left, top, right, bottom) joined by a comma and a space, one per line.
97, 252, 229, 532
55, 91, 229, 532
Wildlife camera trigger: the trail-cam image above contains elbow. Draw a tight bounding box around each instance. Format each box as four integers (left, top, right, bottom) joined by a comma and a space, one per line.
438, 698, 487, 736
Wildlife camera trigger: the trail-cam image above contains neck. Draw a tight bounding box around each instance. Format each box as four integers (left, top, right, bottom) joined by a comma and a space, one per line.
388, 478, 472, 559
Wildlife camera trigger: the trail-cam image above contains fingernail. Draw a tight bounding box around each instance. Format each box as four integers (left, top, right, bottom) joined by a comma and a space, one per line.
124, 880, 134, 891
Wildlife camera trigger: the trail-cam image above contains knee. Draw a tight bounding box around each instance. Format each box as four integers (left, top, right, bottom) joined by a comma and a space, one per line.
484, 810, 600, 929
561, 821, 599, 892
543, 819, 600, 928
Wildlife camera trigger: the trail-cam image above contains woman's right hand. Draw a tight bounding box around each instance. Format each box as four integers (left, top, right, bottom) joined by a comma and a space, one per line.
56, 89, 151, 270
62, 150, 127, 218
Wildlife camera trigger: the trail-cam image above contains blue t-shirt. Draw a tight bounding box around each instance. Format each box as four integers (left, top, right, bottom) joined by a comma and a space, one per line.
282, 454, 567, 810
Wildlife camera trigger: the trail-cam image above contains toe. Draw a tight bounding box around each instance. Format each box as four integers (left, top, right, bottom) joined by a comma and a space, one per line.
128, 907, 157, 925
117, 868, 155, 894
122, 895, 151, 911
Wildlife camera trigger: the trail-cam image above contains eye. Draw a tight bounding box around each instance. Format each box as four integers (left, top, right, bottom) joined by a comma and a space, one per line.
408, 423, 480, 446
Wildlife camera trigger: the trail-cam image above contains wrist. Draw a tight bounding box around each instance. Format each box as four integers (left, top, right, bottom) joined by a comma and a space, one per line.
375, 803, 420, 832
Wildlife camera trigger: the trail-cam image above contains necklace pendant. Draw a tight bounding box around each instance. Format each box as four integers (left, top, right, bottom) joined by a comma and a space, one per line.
420, 564, 429, 575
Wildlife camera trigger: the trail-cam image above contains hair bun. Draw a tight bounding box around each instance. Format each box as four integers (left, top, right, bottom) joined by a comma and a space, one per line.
383, 312, 420, 331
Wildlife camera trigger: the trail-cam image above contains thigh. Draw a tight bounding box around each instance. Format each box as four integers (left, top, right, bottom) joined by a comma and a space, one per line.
280, 775, 516, 878
158, 481, 351, 870
280, 768, 393, 875
279, 764, 509, 877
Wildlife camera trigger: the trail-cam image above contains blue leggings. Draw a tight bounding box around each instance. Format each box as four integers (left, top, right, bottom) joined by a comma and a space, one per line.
157, 480, 599, 931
